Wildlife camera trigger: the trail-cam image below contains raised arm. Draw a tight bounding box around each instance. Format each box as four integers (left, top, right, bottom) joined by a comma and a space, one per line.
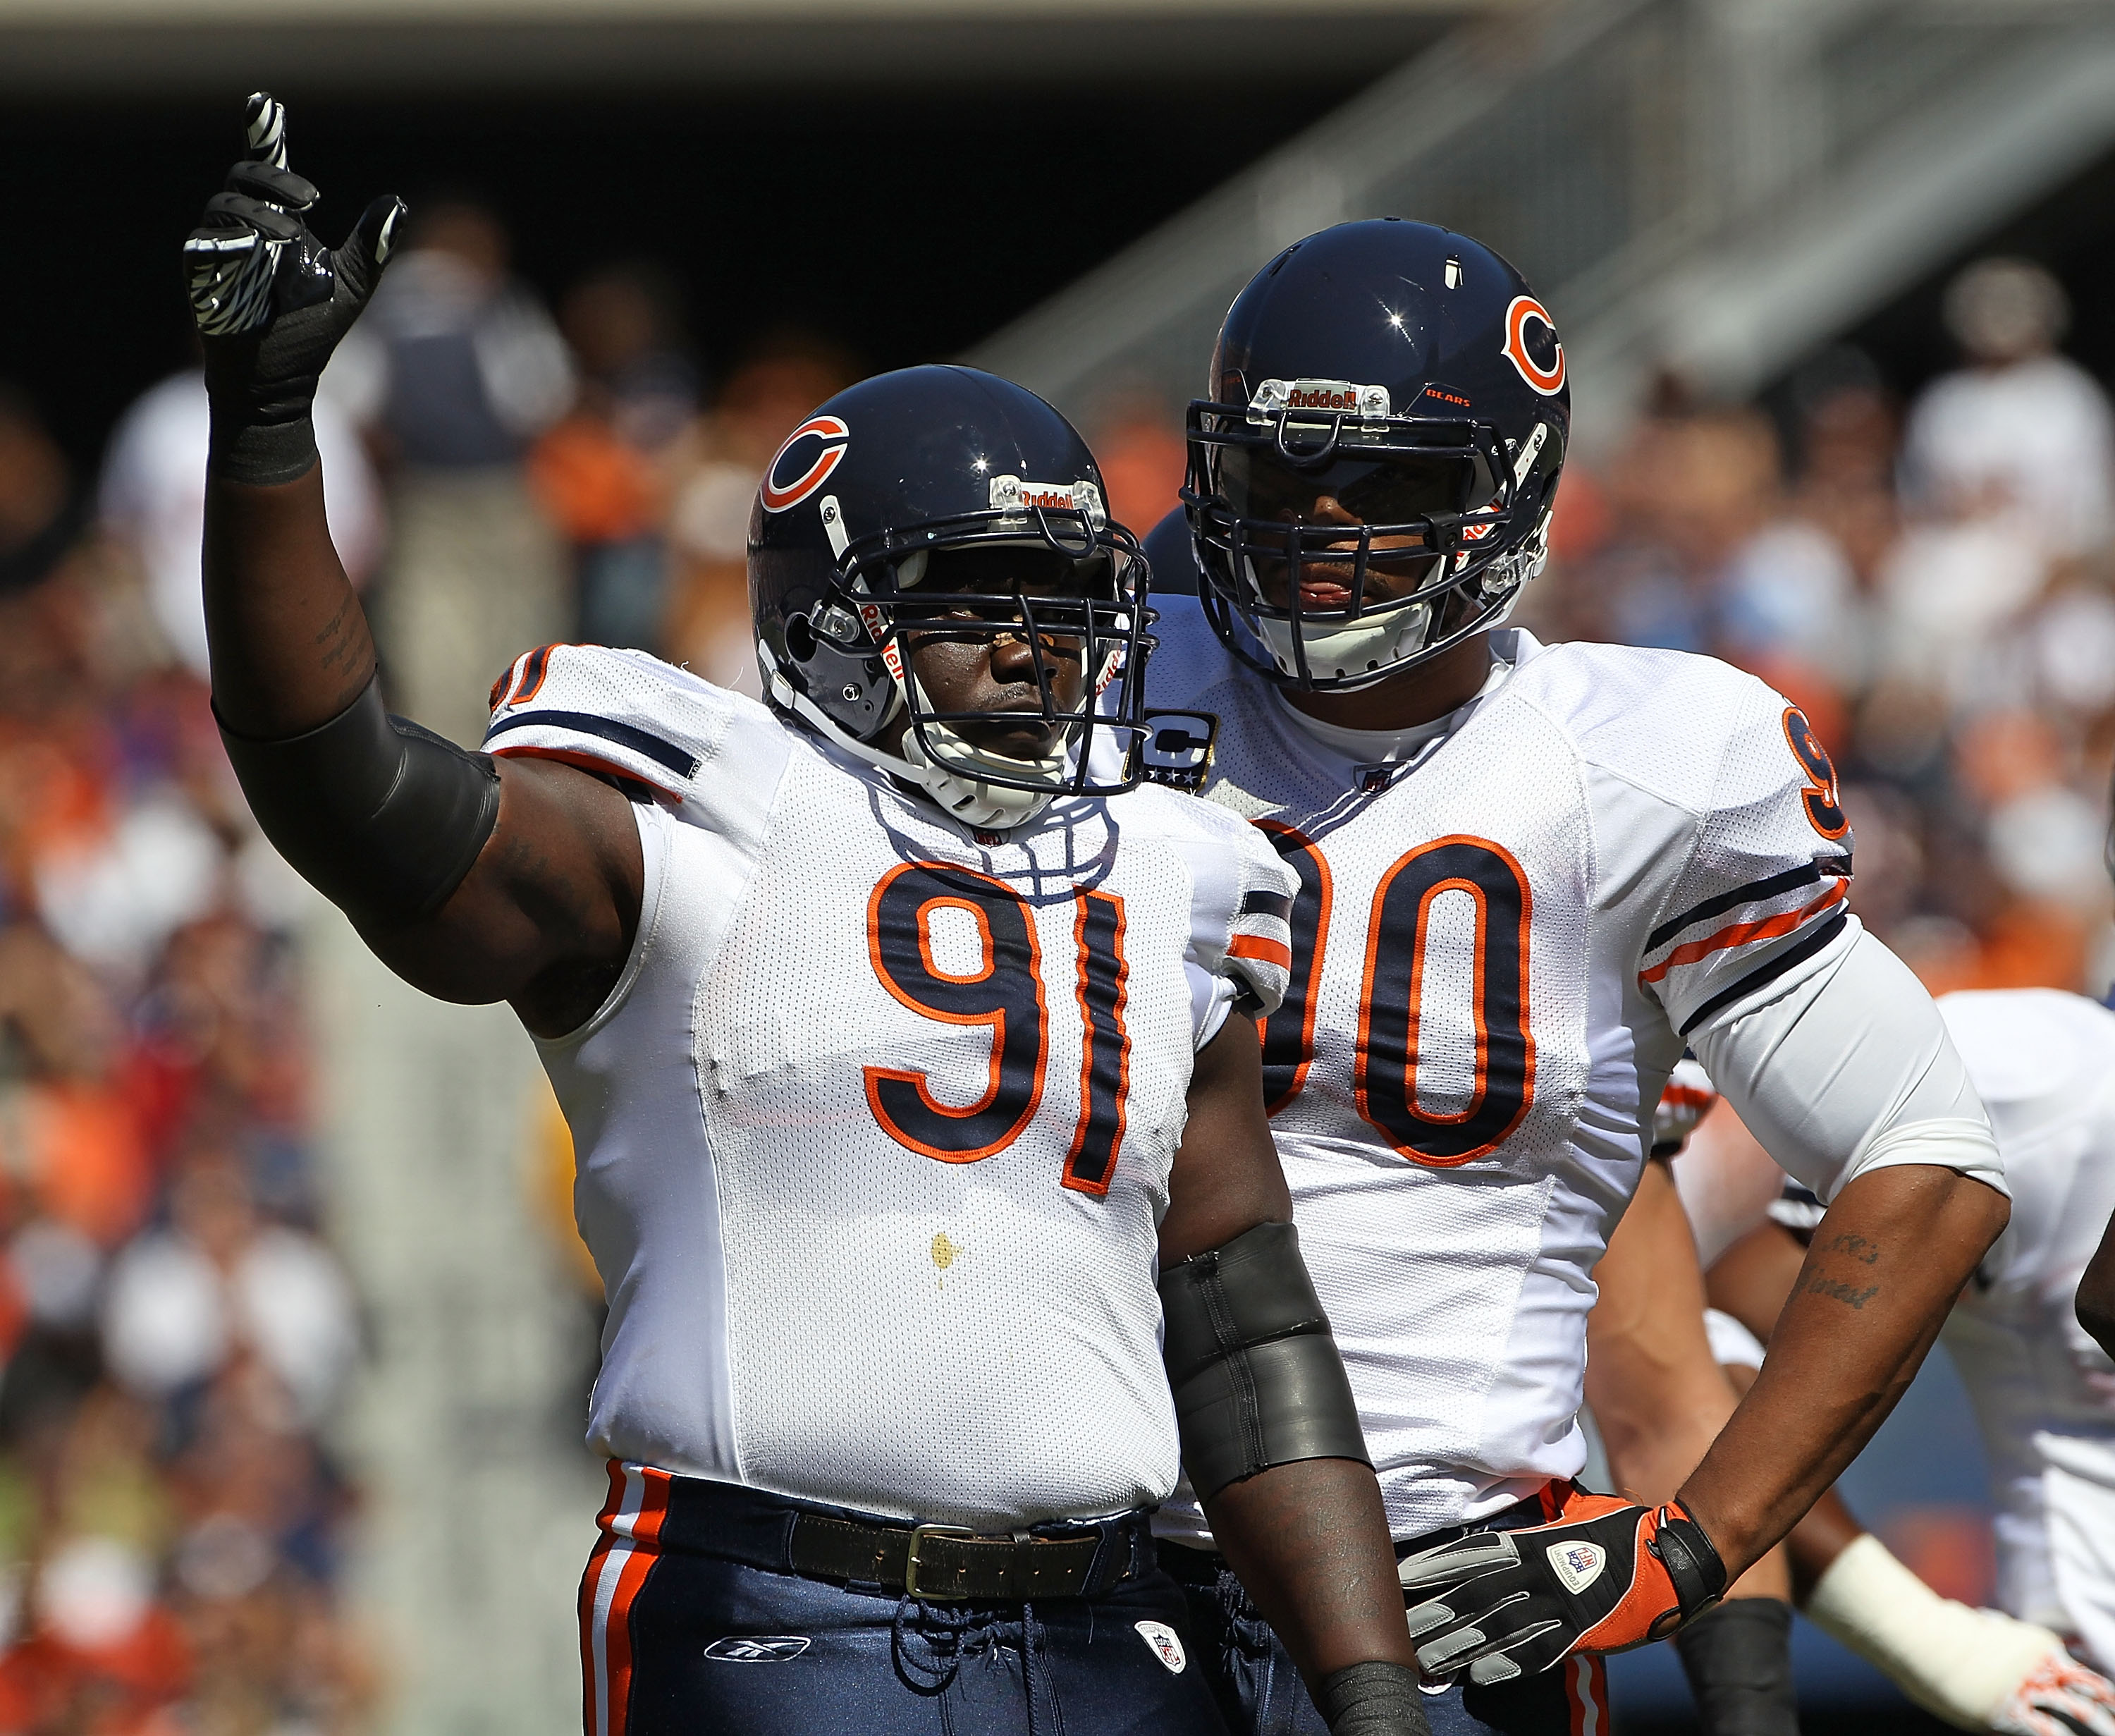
189, 94, 638, 1037
1158, 1019, 1427, 1736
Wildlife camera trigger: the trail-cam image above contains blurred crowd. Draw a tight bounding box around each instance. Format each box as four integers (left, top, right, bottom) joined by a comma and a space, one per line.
0, 186, 2104, 1733
1524, 256, 2115, 997
0, 390, 364, 1734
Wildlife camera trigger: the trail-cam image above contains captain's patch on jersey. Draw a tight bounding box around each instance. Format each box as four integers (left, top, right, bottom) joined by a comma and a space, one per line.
1546, 1541, 1605, 1594
703, 1635, 812, 1662
1135, 1620, 1187, 1673
1129, 710, 1218, 792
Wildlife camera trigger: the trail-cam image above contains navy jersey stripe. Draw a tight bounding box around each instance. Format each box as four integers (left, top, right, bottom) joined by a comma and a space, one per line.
1242, 889, 1293, 921
1676, 910, 1848, 1039
1647, 857, 1851, 955
484, 710, 701, 779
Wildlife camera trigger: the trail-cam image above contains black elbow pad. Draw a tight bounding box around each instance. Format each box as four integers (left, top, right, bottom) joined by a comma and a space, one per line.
219, 675, 501, 929
1160, 1218, 1370, 1500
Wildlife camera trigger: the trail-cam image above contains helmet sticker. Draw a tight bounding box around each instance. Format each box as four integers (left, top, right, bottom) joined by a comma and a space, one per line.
1249, 379, 1391, 428
761, 415, 852, 513
989, 475, 1106, 528
1502, 297, 1565, 396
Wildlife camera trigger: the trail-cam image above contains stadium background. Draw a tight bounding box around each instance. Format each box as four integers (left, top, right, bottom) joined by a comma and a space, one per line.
0, 0, 2111, 1729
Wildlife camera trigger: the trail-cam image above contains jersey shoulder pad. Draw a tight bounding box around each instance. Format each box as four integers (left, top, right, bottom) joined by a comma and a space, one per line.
482, 644, 790, 834
1134, 593, 1244, 718
1514, 641, 1802, 814
1141, 508, 1200, 597
1939, 988, 2115, 1111
1588, 648, 1855, 1032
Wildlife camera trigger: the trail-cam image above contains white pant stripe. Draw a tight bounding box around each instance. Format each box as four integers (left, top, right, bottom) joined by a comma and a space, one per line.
590, 1466, 646, 1736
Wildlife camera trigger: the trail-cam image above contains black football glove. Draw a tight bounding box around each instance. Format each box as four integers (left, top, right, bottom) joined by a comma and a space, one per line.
1397, 1489, 1727, 1685
183, 91, 405, 486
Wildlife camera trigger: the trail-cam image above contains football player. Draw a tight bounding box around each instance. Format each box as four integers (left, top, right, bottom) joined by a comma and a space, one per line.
1679, 994, 2115, 1736
1129, 218, 2011, 1736
183, 97, 1434, 1736
1583, 1142, 1800, 1736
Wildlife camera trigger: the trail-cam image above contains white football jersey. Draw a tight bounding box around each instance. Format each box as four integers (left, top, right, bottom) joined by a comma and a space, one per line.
484, 643, 1294, 1530
1144, 603, 1858, 1541
1935, 990, 2115, 1665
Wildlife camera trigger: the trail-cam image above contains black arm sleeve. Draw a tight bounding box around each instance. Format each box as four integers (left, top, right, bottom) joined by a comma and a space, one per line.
1159, 1218, 1371, 1500
219, 673, 501, 929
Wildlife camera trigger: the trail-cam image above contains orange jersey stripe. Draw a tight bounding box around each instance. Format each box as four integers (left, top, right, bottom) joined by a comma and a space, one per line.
582, 1465, 671, 1736
1227, 932, 1293, 971
1638, 881, 1847, 986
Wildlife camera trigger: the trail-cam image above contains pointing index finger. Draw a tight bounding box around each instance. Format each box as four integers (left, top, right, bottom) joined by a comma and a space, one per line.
243, 91, 289, 172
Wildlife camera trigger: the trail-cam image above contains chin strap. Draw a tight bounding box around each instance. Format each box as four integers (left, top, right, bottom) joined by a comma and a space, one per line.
764, 644, 1058, 833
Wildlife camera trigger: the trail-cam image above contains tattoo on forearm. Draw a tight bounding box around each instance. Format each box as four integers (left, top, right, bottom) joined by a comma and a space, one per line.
1806, 1273, 1880, 1310
1822, 1233, 1881, 1266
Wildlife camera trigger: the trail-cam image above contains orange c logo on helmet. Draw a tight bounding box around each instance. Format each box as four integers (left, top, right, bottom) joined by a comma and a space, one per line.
1502, 297, 1565, 396
761, 415, 851, 513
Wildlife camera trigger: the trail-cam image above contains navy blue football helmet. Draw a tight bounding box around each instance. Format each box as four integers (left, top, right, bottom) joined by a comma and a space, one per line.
1185, 219, 1569, 690
749, 365, 1152, 829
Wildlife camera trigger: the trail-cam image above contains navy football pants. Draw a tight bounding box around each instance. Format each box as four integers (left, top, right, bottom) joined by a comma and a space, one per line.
580, 1465, 1234, 1736
1163, 1489, 1613, 1736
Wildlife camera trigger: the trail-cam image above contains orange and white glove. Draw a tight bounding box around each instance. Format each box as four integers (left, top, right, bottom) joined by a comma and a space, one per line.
1991, 1651, 2115, 1736
1399, 1486, 1728, 1685
1806, 1532, 2114, 1734
1651, 1058, 1718, 1157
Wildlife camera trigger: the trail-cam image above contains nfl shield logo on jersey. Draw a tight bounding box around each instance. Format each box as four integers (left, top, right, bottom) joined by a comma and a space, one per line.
1134, 1620, 1187, 1673
1546, 1541, 1605, 1594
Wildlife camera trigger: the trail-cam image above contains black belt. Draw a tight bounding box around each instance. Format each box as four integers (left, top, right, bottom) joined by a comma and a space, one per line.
648, 1474, 1150, 1602
792, 1514, 1130, 1601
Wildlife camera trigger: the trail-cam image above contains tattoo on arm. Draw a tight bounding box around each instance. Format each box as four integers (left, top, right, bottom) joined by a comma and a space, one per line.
1822, 1232, 1881, 1266
1806, 1273, 1880, 1310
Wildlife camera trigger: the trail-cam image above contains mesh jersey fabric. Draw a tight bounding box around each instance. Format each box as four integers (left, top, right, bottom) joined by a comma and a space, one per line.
1140, 601, 1859, 1541
1932, 990, 2115, 1665
488, 644, 1294, 1529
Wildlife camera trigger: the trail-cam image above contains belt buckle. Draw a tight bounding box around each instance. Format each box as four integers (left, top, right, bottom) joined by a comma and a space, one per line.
902, 1524, 974, 1601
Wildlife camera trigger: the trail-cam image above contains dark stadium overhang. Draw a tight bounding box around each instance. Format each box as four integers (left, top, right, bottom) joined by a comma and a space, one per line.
0, 0, 1487, 93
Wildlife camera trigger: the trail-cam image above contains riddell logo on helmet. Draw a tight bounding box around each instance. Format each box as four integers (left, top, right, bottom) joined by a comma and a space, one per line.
761, 416, 851, 513
1249, 379, 1392, 424
990, 475, 1108, 527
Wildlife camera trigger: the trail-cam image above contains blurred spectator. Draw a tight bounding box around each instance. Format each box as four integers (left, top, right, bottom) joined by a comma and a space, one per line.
664, 333, 857, 690
102, 1148, 355, 1428
336, 199, 573, 746
0, 391, 84, 604
1532, 312, 2115, 998
529, 264, 699, 653
98, 363, 383, 682
1900, 257, 2115, 563
0, 387, 370, 1732
1088, 388, 1187, 538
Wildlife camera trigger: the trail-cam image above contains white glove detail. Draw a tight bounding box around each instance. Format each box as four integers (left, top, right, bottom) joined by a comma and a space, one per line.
1651, 1057, 1717, 1156
1806, 1533, 2081, 1730
1988, 1652, 2115, 1736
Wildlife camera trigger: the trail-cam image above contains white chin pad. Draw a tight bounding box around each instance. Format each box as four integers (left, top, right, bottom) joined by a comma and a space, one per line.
1258, 605, 1433, 681
901, 681, 1069, 831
